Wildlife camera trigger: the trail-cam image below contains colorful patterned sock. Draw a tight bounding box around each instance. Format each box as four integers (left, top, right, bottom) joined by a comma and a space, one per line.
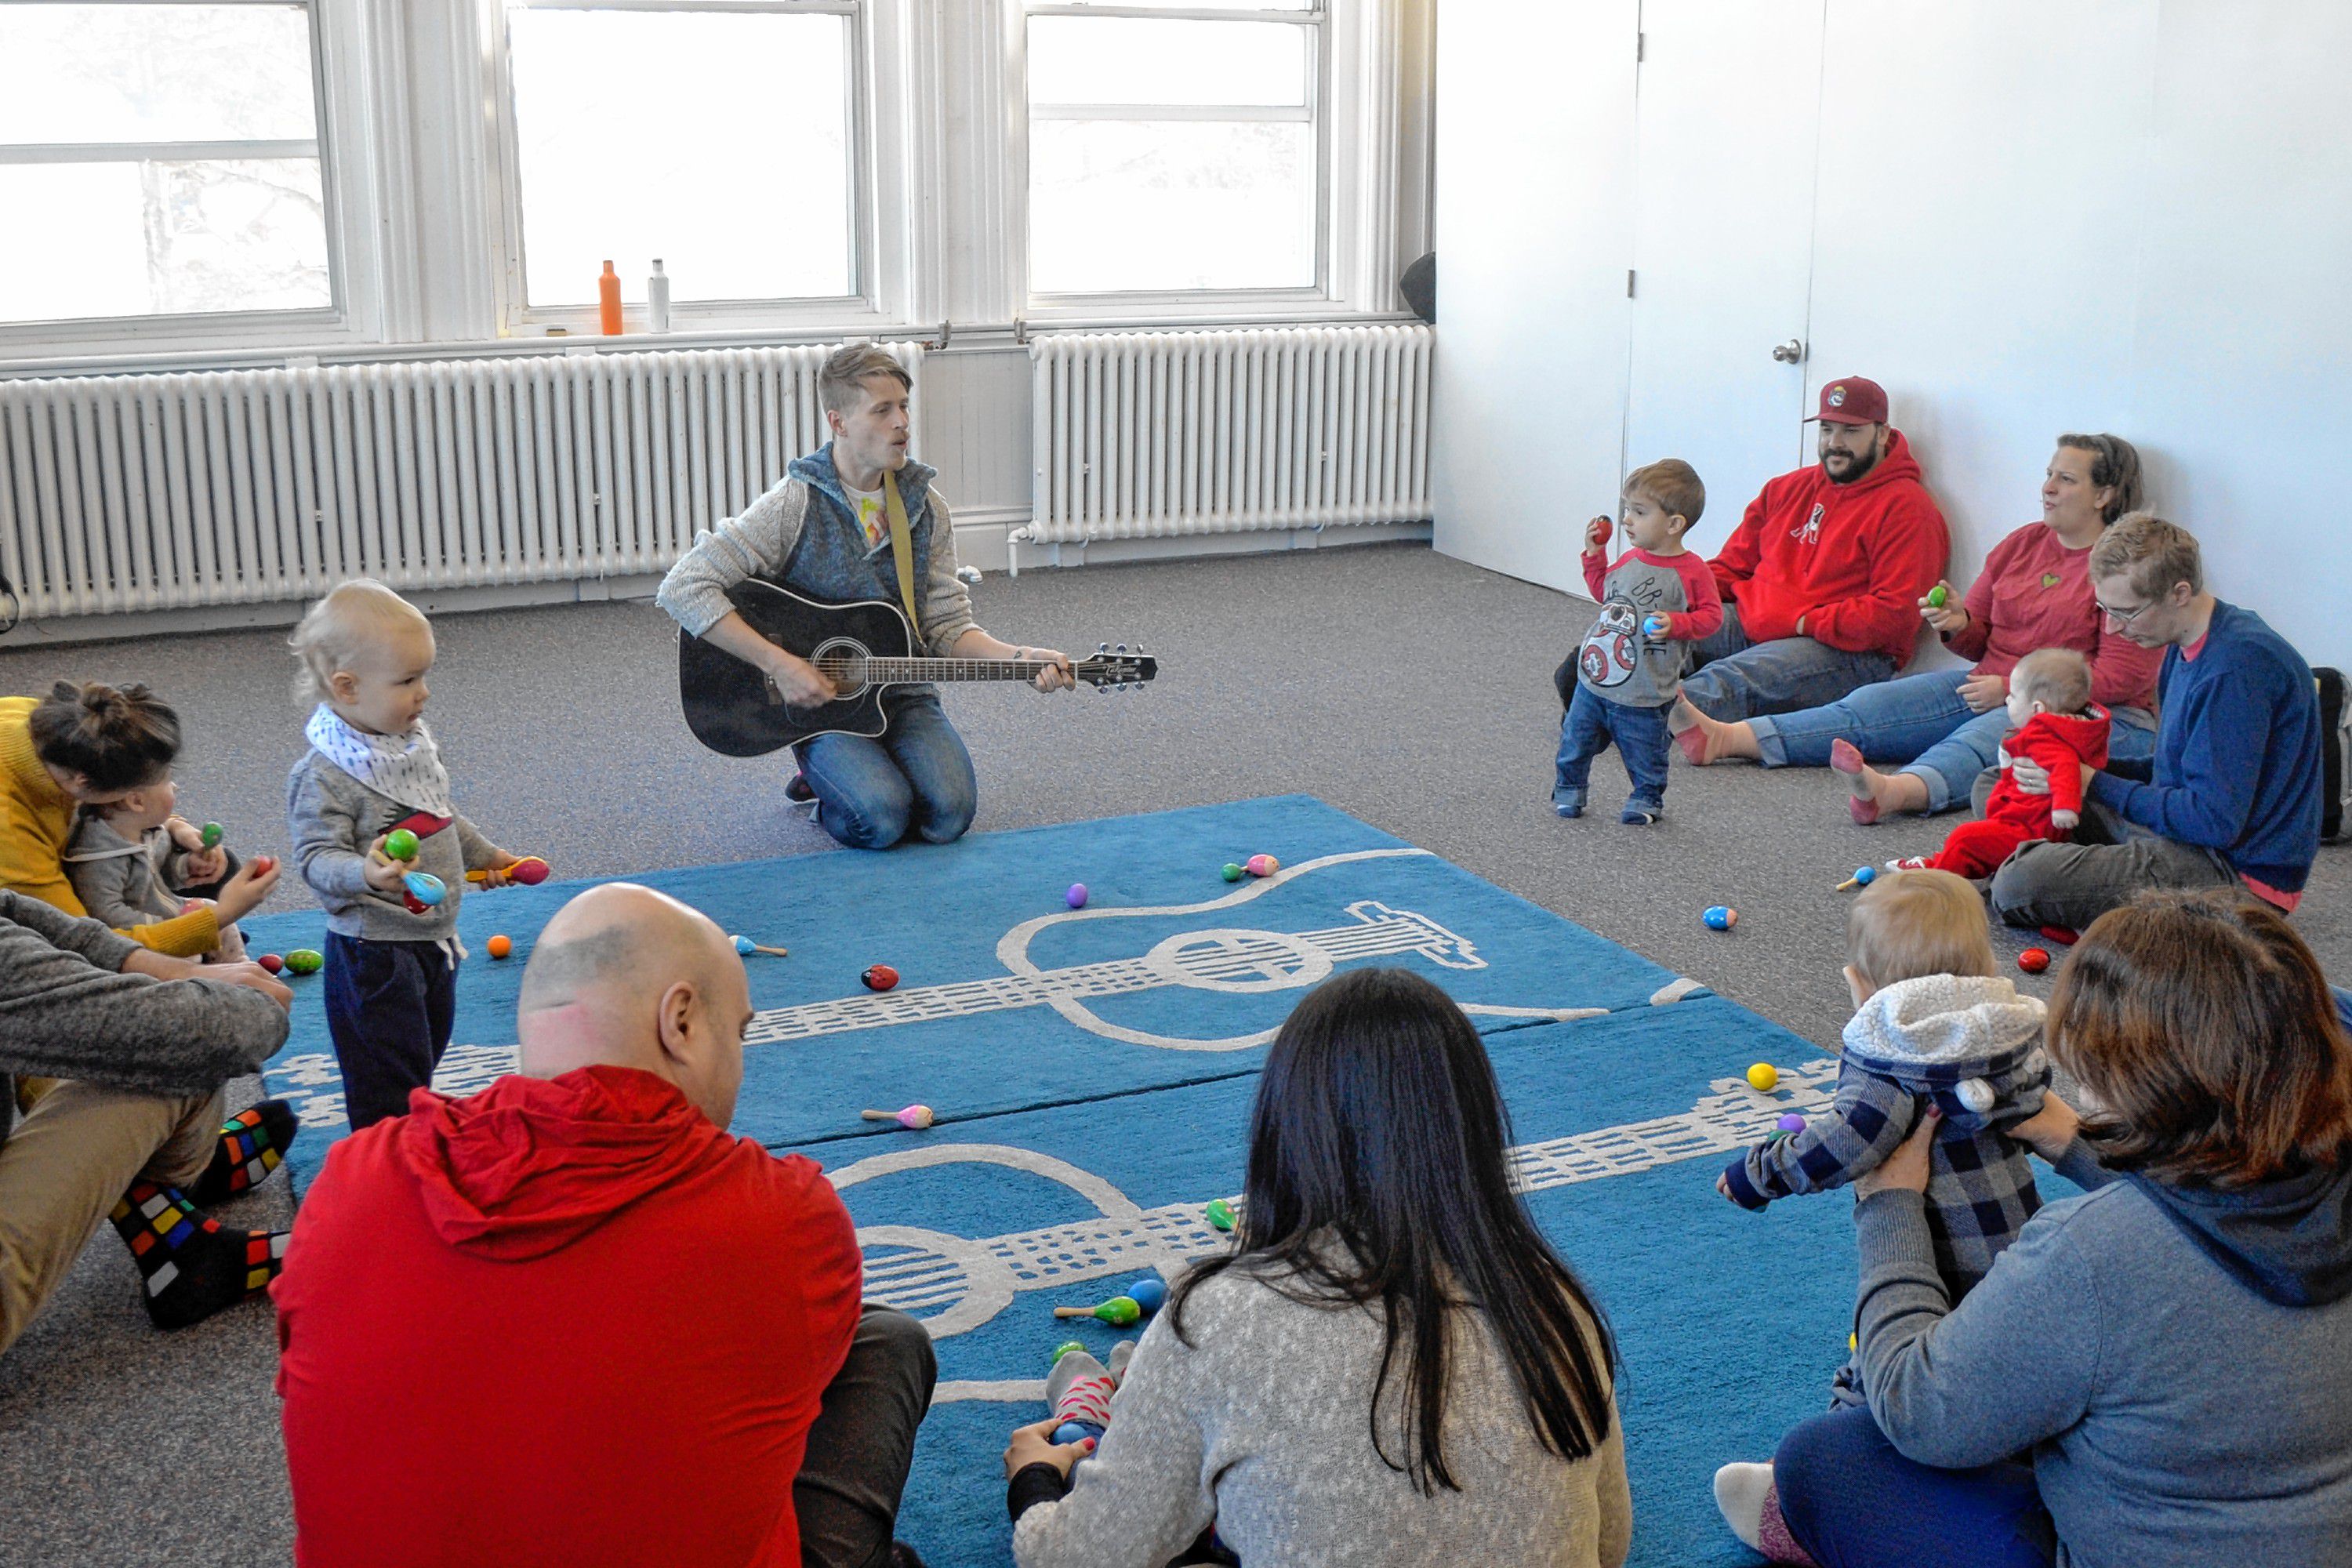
107, 1182, 289, 1331
189, 1099, 299, 1206
1756, 1483, 1820, 1566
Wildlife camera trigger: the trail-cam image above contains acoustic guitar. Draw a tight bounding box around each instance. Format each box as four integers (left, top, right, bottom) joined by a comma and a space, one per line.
677, 579, 1158, 757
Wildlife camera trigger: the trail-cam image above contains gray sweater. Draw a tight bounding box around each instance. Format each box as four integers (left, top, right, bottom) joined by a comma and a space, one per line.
0, 890, 289, 1152
285, 753, 497, 942
1013, 1258, 1631, 1568
1854, 1142, 2352, 1566
63, 814, 191, 929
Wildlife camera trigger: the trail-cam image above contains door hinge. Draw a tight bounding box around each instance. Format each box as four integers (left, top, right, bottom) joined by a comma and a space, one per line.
1627, 269, 1637, 298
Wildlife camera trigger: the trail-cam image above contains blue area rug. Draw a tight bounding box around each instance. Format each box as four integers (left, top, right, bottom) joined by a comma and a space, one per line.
250, 794, 1849, 1566
252, 795, 1705, 1183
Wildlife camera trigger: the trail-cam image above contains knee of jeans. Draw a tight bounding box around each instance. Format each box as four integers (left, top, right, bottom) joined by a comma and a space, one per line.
1986, 852, 2042, 924
861, 1305, 939, 1398
1772, 1407, 1875, 1522
916, 785, 976, 844
821, 780, 912, 849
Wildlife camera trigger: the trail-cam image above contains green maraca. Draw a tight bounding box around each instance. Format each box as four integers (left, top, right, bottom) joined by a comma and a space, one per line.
1205, 1198, 1236, 1232
383, 828, 419, 862
284, 949, 325, 975
1053, 1295, 1142, 1327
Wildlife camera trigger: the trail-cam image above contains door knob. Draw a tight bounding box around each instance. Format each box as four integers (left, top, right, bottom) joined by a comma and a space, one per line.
1771, 339, 1806, 364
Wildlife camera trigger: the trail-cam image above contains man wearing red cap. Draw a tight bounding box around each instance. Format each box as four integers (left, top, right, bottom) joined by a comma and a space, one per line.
1668, 377, 1949, 742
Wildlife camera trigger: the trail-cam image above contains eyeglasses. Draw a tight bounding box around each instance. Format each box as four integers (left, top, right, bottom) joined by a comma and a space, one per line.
2096, 598, 2157, 626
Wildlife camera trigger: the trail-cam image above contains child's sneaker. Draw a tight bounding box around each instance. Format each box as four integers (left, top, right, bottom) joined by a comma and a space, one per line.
1884, 855, 1932, 872
1621, 796, 1663, 826
1552, 789, 1586, 819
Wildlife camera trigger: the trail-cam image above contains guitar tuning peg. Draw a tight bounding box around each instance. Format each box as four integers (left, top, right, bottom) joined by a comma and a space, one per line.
1116, 644, 1127, 655
1098, 642, 1109, 655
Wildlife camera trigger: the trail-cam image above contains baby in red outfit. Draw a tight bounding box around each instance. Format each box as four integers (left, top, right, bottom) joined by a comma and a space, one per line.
1890, 648, 2110, 881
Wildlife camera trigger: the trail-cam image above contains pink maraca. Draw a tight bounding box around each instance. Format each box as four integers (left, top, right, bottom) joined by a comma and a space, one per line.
861, 1104, 935, 1131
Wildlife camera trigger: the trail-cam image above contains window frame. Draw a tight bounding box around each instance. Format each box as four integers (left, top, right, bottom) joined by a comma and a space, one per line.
0, 0, 410, 358
481, 0, 916, 339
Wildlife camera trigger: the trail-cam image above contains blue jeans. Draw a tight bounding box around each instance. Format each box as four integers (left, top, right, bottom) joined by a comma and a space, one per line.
1555, 687, 1671, 808
1774, 1404, 2056, 1568
795, 689, 977, 851
1750, 670, 2160, 813
1679, 601, 1897, 722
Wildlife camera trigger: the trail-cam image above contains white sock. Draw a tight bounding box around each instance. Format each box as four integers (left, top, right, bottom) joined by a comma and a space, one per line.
1714, 1461, 1775, 1551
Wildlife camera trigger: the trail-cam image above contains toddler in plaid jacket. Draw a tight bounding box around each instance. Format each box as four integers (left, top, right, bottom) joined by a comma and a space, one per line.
1719, 869, 2049, 1404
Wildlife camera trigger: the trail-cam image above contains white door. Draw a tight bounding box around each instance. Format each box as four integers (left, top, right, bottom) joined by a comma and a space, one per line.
1428, 0, 1641, 593
1620, 0, 1825, 557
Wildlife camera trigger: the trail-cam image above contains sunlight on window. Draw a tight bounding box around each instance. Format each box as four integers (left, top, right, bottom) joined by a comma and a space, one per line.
0, 3, 329, 324
506, 8, 855, 309
1028, 12, 1319, 296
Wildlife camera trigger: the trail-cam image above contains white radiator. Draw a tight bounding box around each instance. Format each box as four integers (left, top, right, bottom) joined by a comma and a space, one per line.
1025, 325, 1433, 545
0, 343, 920, 621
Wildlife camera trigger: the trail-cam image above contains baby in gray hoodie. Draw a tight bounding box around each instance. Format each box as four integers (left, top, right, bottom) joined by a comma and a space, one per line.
1719, 869, 2048, 1402
64, 775, 247, 961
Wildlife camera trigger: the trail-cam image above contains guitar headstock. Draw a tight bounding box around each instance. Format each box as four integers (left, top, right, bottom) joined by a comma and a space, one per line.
1074, 642, 1159, 691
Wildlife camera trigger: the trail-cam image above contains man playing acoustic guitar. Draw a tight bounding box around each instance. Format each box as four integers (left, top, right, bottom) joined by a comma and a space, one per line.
659, 345, 1076, 850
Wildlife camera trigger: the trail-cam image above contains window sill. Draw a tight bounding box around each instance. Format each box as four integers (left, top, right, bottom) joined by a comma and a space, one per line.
0, 309, 1424, 381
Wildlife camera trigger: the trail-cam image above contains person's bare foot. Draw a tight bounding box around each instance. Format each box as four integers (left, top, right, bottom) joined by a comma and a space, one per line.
1830, 740, 1929, 824
1670, 698, 1759, 765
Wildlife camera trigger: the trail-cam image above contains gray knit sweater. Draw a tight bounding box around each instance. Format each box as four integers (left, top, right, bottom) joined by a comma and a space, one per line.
1013, 1256, 1631, 1568
1854, 1142, 2352, 1566
0, 889, 288, 1152
285, 753, 497, 942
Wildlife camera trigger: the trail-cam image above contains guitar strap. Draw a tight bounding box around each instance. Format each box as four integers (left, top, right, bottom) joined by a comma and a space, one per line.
882, 470, 922, 634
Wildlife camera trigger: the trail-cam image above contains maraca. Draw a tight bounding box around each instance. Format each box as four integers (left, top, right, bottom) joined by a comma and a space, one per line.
467, 856, 550, 887
383, 828, 419, 862
861, 1104, 935, 1130
1054, 1295, 1142, 1327
731, 934, 789, 957
200, 821, 224, 849
403, 871, 446, 906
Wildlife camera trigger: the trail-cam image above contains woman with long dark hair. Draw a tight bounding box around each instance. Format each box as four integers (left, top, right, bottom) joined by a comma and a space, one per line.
1003, 967, 1630, 1567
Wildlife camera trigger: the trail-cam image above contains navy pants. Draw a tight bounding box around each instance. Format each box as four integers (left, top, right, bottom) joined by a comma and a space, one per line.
325, 933, 458, 1130
1555, 686, 1671, 808
1774, 1404, 2056, 1568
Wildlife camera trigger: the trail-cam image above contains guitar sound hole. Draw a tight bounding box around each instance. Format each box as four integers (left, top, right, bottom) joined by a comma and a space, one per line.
809, 637, 870, 700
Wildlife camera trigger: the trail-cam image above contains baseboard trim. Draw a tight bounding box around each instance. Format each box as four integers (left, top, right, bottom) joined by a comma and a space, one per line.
1000, 521, 1434, 575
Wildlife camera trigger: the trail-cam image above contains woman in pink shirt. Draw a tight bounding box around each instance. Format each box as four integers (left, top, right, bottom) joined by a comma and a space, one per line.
1674, 435, 2161, 819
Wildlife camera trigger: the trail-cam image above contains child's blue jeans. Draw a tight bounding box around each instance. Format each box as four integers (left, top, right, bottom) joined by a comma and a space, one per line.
324, 933, 458, 1130
1555, 686, 1671, 806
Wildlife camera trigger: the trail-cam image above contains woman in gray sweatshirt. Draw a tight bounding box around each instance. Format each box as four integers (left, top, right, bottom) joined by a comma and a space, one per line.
1720, 889, 2352, 1567
1000, 967, 1631, 1568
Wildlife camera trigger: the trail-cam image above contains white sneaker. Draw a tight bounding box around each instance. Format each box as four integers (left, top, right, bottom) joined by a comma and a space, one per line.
1713, 1461, 1775, 1551
1884, 855, 1932, 873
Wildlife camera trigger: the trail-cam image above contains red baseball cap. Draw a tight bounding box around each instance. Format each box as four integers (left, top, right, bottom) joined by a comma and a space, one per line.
1806, 377, 1889, 426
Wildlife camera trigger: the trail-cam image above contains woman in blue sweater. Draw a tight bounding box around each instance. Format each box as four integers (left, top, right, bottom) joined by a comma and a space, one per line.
1715, 890, 2352, 1566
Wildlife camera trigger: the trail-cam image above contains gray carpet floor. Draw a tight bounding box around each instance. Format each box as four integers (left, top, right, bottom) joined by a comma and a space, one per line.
2, 541, 2345, 1565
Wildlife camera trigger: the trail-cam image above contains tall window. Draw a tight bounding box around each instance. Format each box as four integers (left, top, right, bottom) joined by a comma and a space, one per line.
499, 0, 860, 315
1026, 0, 1323, 297
0, 2, 333, 325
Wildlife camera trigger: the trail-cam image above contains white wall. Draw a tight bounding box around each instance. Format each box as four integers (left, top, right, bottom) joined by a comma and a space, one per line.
1434, 0, 2352, 671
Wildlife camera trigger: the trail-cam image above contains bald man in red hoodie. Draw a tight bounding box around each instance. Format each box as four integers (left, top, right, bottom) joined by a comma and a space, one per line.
275, 884, 935, 1568
1665, 376, 1949, 740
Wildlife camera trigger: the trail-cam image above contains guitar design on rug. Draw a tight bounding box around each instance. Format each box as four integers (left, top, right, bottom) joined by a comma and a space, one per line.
827, 1058, 1843, 1397
677, 579, 1157, 756
266, 849, 1704, 1128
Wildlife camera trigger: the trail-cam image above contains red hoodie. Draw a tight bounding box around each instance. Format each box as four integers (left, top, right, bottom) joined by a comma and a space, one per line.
274, 1065, 863, 1568
1707, 429, 1950, 667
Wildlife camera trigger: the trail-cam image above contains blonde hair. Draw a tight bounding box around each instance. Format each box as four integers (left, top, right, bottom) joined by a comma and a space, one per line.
817, 344, 913, 417
1623, 459, 1704, 529
2009, 647, 2092, 715
2088, 511, 2201, 600
289, 579, 431, 703
1849, 869, 1996, 987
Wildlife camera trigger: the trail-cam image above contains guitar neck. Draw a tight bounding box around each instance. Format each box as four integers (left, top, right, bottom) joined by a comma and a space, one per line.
811, 659, 1058, 684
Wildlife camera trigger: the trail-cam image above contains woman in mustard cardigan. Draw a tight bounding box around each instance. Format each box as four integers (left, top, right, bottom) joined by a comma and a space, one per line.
2, 681, 279, 956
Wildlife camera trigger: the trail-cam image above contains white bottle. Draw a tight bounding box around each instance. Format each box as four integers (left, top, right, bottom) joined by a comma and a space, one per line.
647, 259, 671, 335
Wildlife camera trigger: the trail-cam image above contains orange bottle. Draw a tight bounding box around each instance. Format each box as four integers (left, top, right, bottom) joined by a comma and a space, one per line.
598, 260, 622, 336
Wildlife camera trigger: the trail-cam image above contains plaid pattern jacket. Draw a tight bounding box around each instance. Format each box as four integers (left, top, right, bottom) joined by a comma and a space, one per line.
1722, 974, 2052, 1294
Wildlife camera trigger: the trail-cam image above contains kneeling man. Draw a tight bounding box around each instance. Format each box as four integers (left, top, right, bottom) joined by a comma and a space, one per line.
277, 884, 935, 1567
